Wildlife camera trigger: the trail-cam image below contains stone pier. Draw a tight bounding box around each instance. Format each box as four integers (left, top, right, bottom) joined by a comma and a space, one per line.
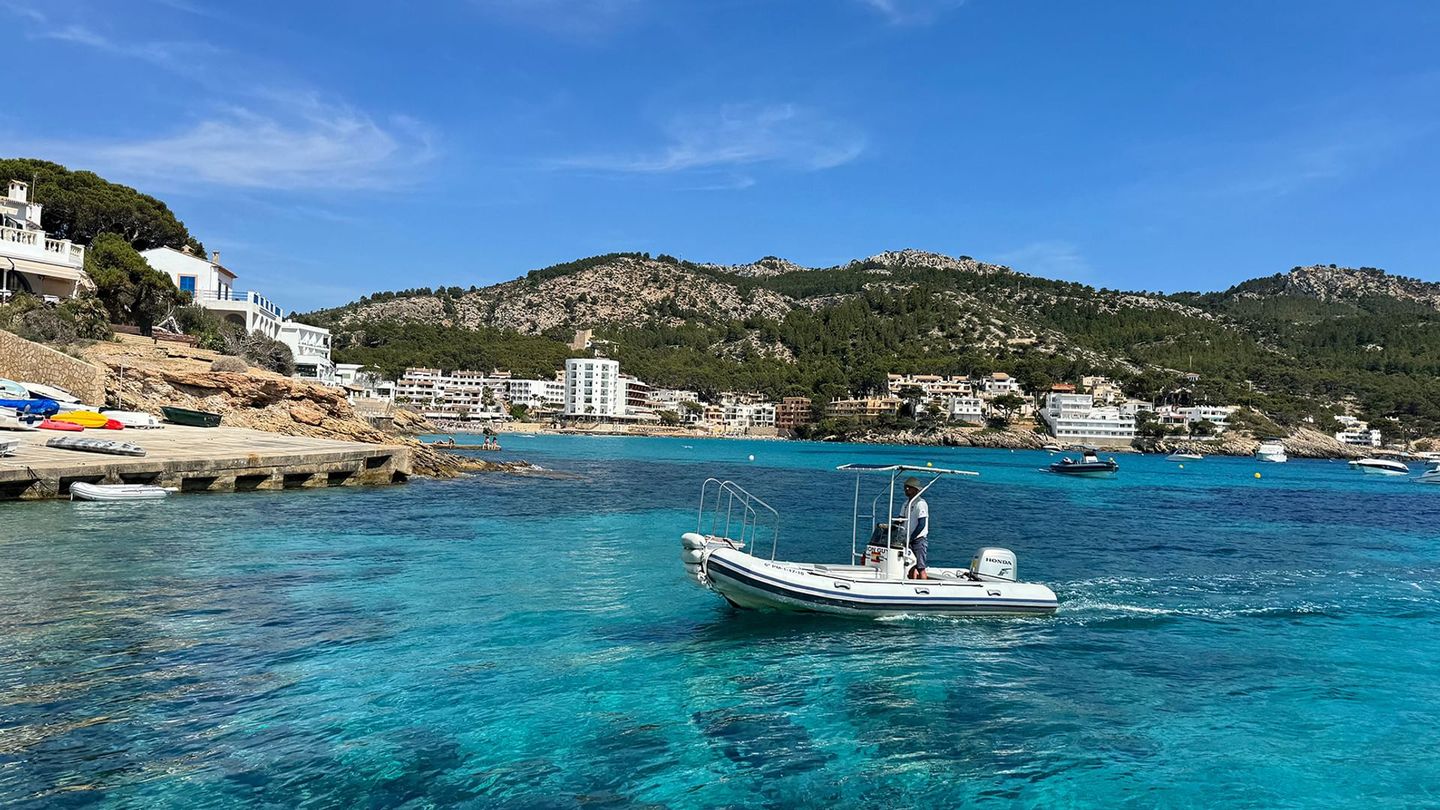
0, 424, 411, 501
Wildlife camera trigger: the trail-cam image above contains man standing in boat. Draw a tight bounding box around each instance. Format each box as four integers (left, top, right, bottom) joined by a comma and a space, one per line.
899, 477, 930, 579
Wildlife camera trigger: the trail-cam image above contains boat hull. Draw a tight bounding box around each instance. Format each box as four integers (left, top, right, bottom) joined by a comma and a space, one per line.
1049, 464, 1117, 477
1353, 463, 1408, 476
701, 549, 1058, 618
160, 406, 223, 427
70, 482, 171, 501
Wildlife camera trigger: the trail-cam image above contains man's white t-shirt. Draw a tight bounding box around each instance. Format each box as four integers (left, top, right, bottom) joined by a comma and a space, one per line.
899, 496, 929, 545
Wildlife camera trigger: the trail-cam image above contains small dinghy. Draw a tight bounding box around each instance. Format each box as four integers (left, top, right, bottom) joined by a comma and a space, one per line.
45, 436, 146, 457
1349, 457, 1409, 476
0, 407, 39, 432
0, 438, 18, 457
1166, 452, 1203, 461
0, 379, 28, 398
70, 482, 174, 501
682, 464, 1058, 618
102, 410, 163, 429
160, 406, 222, 427
1048, 448, 1119, 477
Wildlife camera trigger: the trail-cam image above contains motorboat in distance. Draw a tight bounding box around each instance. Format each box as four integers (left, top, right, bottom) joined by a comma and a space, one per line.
1256, 439, 1288, 463
1416, 461, 1440, 484
1349, 457, 1409, 476
681, 464, 1058, 618
1048, 448, 1119, 477
1166, 452, 1203, 462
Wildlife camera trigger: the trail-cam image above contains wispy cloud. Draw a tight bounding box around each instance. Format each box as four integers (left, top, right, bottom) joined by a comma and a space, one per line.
994, 240, 1092, 282
857, 0, 966, 25
555, 103, 865, 177
28, 92, 436, 192
33, 22, 222, 71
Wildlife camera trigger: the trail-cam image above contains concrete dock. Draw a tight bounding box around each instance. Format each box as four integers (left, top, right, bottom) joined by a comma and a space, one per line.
0, 425, 411, 501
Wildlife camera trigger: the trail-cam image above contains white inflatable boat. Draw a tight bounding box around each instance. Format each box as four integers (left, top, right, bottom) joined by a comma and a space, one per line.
69, 482, 175, 501
682, 464, 1058, 618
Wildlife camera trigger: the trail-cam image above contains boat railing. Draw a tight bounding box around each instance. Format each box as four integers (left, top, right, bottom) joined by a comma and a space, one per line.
697, 478, 780, 560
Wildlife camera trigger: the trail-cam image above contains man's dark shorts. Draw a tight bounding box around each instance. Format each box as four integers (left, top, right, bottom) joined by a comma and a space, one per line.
911, 538, 928, 570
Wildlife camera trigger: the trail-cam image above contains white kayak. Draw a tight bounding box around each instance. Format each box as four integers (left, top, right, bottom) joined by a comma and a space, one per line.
102, 410, 164, 429
70, 482, 175, 501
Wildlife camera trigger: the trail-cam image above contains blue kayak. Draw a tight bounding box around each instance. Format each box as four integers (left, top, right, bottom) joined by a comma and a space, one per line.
0, 398, 59, 416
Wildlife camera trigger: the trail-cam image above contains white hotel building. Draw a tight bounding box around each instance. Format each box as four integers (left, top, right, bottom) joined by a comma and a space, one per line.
1041, 393, 1136, 446
0, 180, 89, 302
278, 320, 334, 383
563, 357, 623, 418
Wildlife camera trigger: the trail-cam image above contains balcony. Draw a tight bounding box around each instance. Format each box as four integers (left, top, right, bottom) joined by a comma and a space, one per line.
0, 224, 85, 269
193, 289, 282, 320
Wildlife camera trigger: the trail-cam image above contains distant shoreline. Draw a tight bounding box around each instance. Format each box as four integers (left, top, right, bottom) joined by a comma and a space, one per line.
427, 424, 1378, 461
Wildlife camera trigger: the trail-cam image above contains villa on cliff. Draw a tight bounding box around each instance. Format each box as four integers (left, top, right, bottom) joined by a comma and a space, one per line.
140, 245, 334, 383
0, 180, 89, 303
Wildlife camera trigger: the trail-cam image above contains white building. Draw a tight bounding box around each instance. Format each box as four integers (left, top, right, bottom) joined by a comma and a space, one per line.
650, 388, 700, 410
564, 357, 623, 419
1334, 416, 1381, 447
334, 363, 395, 402
0, 180, 89, 302
888, 374, 973, 399
503, 377, 565, 411
1041, 393, 1136, 446
394, 367, 508, 422
278, 320, 334, 383
1179, 405, 1237, 432
977, 372, 1023, 396
141, 246, 282, 339
720, 399, 776, 433
946, 395, 985, 424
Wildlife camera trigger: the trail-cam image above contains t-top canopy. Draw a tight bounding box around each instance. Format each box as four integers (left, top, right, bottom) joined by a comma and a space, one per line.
835, 463, 979, 476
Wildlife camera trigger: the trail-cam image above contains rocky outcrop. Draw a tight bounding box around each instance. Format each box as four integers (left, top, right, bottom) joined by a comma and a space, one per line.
849, 426, 1050, 449
1232, 265, 1440, 311
1153, 428, 1364, 459
82, 337, 487, 478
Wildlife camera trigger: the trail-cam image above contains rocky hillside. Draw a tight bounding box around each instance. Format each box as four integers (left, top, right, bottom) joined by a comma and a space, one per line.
1223, 265, 1440, 310
302, 253, 1440, 439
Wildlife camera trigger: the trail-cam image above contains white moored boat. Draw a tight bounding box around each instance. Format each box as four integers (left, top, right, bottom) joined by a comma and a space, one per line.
69, 482, 175, 501
1349, 457, 1409, 476
1166, 452, 1203, 461
1416, 461, 1440, 484
681, 464, 1059, 618
1256, 440, 1288, 463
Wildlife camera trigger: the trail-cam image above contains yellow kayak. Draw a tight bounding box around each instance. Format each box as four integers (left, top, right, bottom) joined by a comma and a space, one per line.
50, 411, 112, 428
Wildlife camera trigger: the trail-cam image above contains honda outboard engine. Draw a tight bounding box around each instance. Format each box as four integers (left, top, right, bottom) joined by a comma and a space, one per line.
969, 547, 1017, 582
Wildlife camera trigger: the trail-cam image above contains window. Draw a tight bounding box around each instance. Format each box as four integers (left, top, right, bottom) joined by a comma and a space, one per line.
179, 275, 197, 295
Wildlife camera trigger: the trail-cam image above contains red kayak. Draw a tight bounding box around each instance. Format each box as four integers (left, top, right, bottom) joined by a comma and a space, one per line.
101, 419, 125, 430
39, 419, 84, 432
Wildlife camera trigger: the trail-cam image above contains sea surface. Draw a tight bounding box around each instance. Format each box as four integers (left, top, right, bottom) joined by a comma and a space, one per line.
2, 436, 1439, 808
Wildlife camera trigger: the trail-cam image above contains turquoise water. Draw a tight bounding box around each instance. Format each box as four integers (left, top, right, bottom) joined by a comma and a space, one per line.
2, 435, 1439, 807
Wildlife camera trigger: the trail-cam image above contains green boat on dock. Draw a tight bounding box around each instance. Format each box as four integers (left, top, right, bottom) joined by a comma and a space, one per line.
160, 406, 223, 427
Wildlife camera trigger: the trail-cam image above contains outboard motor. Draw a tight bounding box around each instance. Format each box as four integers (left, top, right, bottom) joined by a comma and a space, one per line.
969, 547, 1017, 582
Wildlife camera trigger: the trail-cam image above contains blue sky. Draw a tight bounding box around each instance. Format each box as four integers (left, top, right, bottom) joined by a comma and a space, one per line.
3, 0, 1439, 310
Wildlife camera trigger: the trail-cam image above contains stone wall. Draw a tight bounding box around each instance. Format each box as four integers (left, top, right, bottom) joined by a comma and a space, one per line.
0, 329, 107, 404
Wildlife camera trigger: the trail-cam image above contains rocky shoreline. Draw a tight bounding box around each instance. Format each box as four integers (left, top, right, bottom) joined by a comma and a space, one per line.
842, 425, 1369, 460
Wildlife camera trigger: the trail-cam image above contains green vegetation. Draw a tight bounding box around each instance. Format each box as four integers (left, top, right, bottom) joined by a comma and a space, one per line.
84, 232, 181, 334
313, 321, 578, 382
0, 158, 203, 253
0, 292, 110, 346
